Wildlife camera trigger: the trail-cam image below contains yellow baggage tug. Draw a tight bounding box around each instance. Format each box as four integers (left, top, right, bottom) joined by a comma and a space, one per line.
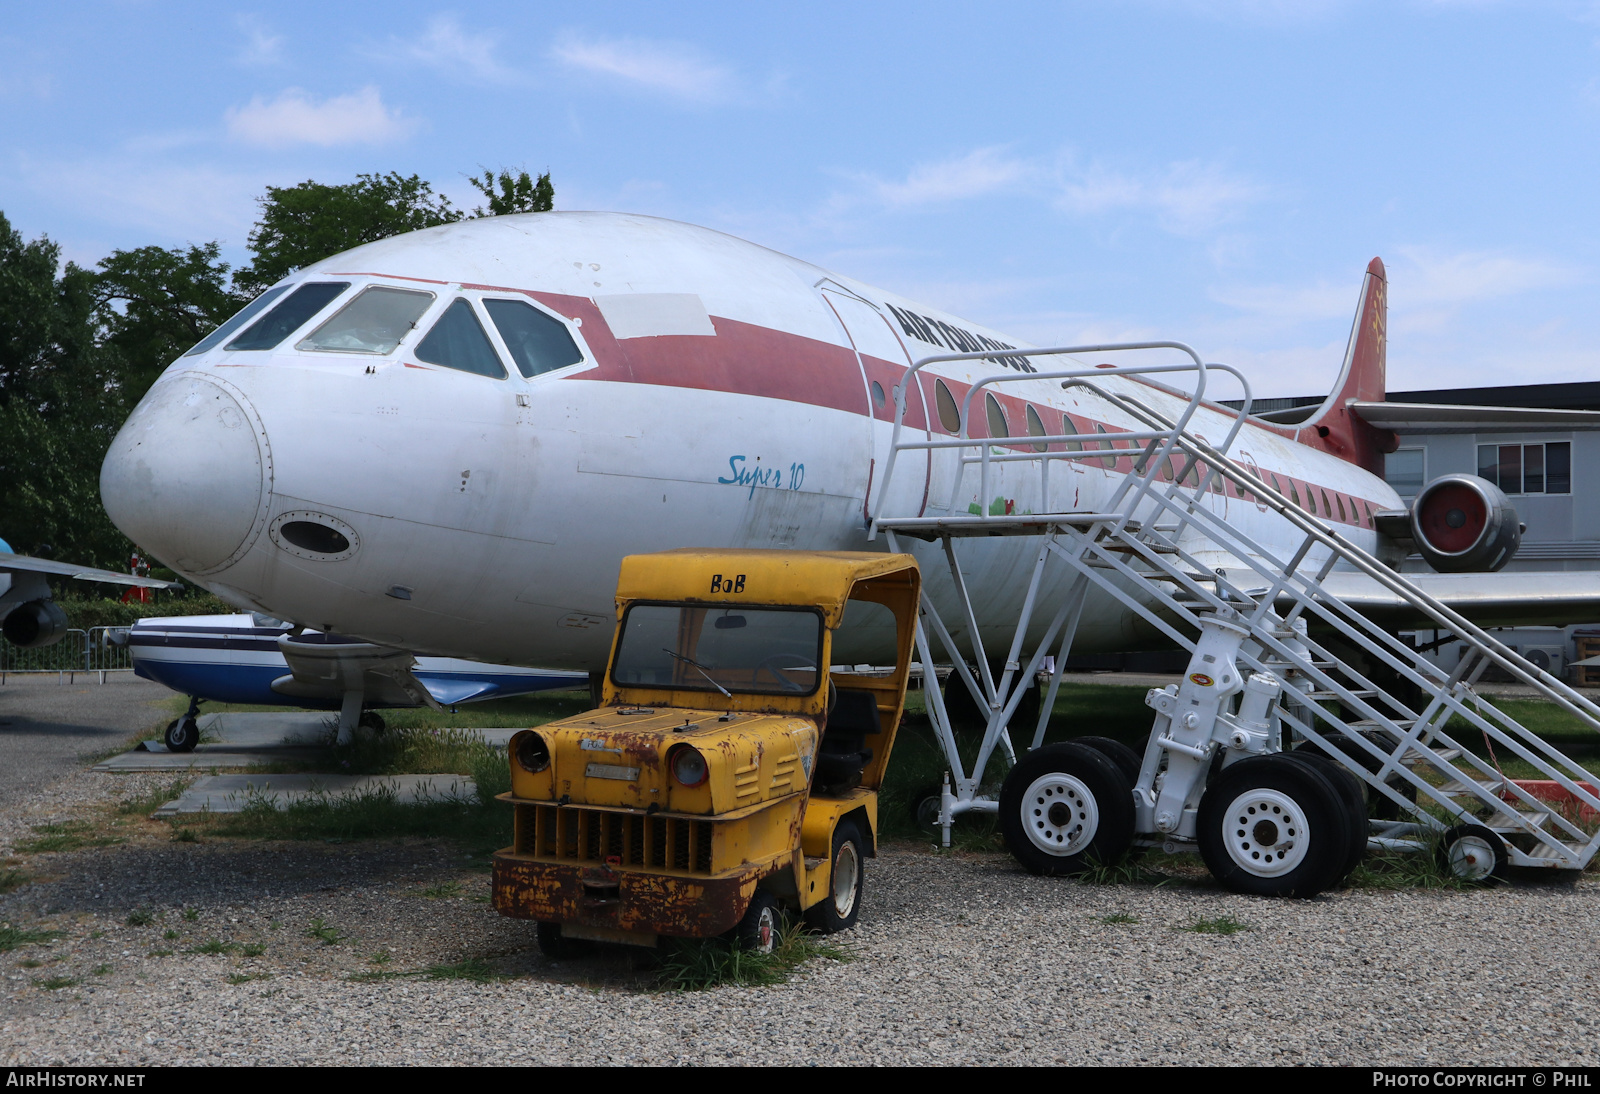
492, 549, 920, 955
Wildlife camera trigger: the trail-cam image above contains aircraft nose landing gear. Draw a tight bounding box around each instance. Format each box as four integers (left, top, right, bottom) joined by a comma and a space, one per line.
163, 696, 204, 753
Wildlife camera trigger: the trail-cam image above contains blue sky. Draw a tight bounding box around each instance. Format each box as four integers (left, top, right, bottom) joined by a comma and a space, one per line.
5, 0, 1600, 397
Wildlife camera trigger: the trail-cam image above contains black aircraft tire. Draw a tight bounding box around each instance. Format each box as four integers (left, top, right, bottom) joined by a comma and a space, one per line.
1283, 751, 1368, 883
999, 742, 1134, 876
164, 716, 199, 754
1075, 736, 1142, 787
1197, 754, 1351, 898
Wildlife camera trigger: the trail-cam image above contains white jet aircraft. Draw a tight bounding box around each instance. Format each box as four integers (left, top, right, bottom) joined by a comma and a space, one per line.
96, 213, 1600, 671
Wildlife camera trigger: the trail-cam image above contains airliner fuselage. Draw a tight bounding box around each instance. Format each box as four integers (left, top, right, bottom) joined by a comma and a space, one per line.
100, 212, 1401, 669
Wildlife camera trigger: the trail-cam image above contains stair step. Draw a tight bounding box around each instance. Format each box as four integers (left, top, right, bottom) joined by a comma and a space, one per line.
1526, 842, 1576, 861
1305, 689, 1378, 700
1438, 778, 1505, 796
1347, 719, 1416, 731
1402, 747, 1463, 766
1485, 810, 1552, 831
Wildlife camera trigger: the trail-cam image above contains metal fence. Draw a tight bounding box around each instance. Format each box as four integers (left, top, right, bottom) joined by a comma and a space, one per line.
0, 627, 133, 683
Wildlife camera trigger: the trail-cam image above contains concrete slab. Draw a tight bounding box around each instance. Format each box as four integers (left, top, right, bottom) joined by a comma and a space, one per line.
153, 773, 479, 815
91, 712, 521, 773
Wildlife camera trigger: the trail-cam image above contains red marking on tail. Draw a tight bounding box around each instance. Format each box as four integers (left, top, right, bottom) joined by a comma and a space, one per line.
1293, 257, 1398, 475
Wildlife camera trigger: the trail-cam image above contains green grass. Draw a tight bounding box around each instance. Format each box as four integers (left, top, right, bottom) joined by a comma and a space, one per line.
15, 821, 121, 855
0, 926, 61, 952
241, 943, 266, 958
350, 957, 505, 984
92, 964, 111, 976
181, 908, 199, 921
1099, 912, 1139, 925
162, 928, 179, 941
654, 923, 855, 991
306, 918, 347, 946
420, 881, 463, 899
0, 869, 29, 894
117, 778, 192, 817
33, 976, 79, 990
1181, 915, 1251, 936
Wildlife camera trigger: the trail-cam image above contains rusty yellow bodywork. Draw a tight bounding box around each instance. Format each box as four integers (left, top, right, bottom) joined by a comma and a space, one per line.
492, 549, 919, 944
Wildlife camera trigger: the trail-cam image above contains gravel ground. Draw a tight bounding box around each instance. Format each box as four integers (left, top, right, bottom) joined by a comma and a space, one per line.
1, 761, 1597, 1067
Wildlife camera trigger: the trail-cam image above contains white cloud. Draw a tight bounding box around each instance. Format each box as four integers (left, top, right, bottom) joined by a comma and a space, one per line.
550, 33, 734, 103
1056, 159, 1267, 236
225, 87, 416, 148
17, 155, 263, 244
236, 15, 284, 67
1390, 246, 1581, 304
861, 147, 1035, 208
1210, 281, 1357, 324
393, 15, 517, 84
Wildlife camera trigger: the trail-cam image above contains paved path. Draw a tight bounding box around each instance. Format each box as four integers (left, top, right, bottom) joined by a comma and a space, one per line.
0, 674, 174, 811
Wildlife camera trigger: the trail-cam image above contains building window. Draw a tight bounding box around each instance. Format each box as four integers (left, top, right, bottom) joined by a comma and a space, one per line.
1477, 442, 1571, 495
1385, 448, 1426, 498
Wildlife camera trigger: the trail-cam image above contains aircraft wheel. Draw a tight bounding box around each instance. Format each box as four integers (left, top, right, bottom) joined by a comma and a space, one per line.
1075, 736, 1142, 787
731, 891, 781, 954
534, 921, 592, 960
1283, 751, 1368, 883
804, 822, 864, 933
358, 710, 386, 733
1198, 755, 1351, 897
1437, 824, 1508, 884
164, 716, 199, 753
999, 742, 1134, 876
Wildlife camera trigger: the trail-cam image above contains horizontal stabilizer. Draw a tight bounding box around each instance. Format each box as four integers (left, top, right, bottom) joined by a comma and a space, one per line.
0, 552, 181, 588
1284, 570, 1600, 630
1348, 401, 1600, 434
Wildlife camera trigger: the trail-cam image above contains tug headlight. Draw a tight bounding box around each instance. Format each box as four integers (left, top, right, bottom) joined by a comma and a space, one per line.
669, 745, 708, 788
515, 732, 551, 774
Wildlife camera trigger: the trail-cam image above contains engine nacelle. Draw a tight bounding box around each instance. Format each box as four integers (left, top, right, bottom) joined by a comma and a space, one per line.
1, 598, 70, 648
1410, 473, 1520, 573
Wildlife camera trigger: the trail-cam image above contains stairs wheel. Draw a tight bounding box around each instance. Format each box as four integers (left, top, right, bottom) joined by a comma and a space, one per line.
1437, 824, 1508, 884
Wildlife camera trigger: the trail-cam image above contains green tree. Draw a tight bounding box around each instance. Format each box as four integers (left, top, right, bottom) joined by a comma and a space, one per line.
95, 242, 245, 397
237, 172, 464, 294
0, 212, 131, 566
467, 168, 554, 217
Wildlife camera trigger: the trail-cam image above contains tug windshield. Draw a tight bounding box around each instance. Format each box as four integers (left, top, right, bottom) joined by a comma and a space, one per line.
610, 603, 824, 696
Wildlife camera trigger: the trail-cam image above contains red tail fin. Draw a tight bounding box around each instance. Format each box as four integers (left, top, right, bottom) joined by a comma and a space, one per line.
1294, 257, 1397, 474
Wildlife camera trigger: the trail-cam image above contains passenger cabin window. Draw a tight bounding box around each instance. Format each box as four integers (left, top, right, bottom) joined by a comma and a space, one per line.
1095, 424, 1116, 469
1060, 414, 1083, 452
482, 298, 585, 378
298, 286, 435, 355
935, 380, 961, 433
985, 393, 1009, 439
414, 299, 507, 379
226, 282, 350, 351
1025, 405, 1048, 452
185, 286, 288, 356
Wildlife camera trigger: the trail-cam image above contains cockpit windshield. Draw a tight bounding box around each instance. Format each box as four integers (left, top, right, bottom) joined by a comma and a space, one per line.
610, 603, 824, 696
183, 286, 288, 356
225, 282, 350, 351
297, 286, 435, 355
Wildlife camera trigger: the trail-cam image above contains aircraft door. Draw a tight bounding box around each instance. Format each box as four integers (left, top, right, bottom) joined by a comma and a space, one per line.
818, 285, 932, 521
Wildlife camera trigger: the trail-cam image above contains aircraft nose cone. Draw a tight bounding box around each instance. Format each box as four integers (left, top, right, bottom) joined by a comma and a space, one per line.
100, 374, 271, 574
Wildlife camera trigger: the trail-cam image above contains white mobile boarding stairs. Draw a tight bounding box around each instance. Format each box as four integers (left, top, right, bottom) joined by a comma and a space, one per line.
871, 343, 1600, 896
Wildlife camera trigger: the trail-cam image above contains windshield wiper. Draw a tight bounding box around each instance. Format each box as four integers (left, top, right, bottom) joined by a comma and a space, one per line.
660, 648, 731, 698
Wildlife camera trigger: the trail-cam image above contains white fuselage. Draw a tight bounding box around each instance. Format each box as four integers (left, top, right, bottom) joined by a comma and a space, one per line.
99, 212, 1402, 670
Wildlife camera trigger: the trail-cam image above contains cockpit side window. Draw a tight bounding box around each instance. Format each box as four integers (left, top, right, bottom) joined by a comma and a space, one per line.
226, 282, 350, 351
184, 286, 288, 356
297, 286, 435, 355
414, 298, 507, 379
482, 299, 585, 378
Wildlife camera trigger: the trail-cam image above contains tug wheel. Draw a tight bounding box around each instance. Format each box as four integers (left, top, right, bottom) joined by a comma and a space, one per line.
1198, 754, 1351, 897
164, 716, 199, 753
732, 891, 782, 954
999, 742, 1135, 876
534, 921, 593, 960
804, 822, 864, 933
